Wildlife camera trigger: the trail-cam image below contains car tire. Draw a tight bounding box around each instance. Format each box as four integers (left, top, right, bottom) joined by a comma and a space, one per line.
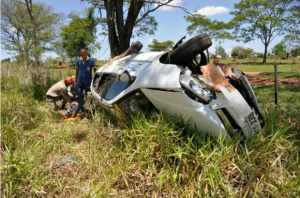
125, 41, 143, 56
168, 33, 212, 65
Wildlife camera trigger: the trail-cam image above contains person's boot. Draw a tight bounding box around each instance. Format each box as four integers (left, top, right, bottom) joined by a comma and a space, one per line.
60, 104, 66, 110
71, 111, 78, 118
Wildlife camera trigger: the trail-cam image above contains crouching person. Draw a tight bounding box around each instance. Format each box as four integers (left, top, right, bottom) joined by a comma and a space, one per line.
46, 76, 75, 111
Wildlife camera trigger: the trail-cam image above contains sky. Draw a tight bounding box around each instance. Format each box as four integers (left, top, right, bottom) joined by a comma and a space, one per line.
1, 0, 286, 61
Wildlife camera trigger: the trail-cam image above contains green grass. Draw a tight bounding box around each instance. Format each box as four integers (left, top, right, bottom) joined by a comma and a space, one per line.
1, 59, 300, 197
222, 57, 300, 73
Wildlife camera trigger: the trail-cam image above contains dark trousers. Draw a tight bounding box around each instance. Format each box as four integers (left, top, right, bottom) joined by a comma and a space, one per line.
76, 80, 91, 113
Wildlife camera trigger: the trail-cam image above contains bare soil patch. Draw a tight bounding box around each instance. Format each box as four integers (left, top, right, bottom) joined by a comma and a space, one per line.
244, 72, 262, 76
248, 77, 300, 86
244, 72, 300, 86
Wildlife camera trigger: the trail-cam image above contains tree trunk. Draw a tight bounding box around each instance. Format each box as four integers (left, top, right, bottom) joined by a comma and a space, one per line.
32, 27, 41, 67
104, 0, 145, 58
104, 0, 118, 57
286, 52, 289, 59
263, 43, 268, 63
24, 0, 40, 67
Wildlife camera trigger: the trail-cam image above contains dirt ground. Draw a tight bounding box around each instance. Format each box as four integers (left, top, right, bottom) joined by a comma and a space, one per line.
245, 72, 300, 86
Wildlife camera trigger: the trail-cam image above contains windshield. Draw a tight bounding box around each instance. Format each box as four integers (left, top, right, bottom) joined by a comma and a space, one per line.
95, 73, 131, 101
103, 78, 130, 100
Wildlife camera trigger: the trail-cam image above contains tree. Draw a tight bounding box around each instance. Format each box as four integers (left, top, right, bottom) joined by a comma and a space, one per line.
24, 0, 41, 67
185, 14, 232, 42
82, 0, 182, 57
270, 33, 300, 59
255, 52, 264, 58
272, 42, 287, 58
291, 47, 300, 57
231, 46, 254, 59
148, 39, 174, 51
44, 56, 59, 64
290, 0, 300, 26
1, 0, 61, 67
214, 45, 228, 58
1, 58, 11, 63
60, 9, 99, 61
185, 14, 232, 62
282, 34, 300, 58
231, 50, 239, 59
230, 0, 297, 63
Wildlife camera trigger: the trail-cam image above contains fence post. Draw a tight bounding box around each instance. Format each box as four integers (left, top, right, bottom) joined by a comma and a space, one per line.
274, 64, 278, 106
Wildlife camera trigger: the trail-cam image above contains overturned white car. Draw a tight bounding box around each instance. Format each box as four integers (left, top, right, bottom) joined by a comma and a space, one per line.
91, 34, 264, 138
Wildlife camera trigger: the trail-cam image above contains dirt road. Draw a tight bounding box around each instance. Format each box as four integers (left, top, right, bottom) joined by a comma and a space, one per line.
245, 72, 300, 86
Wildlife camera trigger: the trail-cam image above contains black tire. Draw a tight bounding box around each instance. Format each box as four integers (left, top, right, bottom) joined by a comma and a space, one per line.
168, 33, 212, 65
125, 41, 143, 56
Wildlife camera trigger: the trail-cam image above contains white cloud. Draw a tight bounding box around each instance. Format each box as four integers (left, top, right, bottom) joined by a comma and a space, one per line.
155, 0, 182, 11
193, 6, 229, 16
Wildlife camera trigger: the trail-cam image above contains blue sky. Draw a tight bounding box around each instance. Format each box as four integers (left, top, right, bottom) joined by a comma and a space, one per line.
1, 0, 285, 60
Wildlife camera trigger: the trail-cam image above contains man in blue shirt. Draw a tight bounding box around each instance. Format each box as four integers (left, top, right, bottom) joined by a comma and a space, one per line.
73, 49, 96, 116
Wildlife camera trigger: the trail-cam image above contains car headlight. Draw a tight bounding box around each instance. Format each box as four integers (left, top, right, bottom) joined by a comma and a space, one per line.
180, 75, 216, 103
189, 80, 215, 102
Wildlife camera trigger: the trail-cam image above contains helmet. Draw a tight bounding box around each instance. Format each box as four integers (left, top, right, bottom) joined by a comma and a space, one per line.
65, 76, 74, 84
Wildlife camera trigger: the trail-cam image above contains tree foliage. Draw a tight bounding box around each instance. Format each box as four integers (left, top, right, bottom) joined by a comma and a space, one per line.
291, 47, 300, 57
148, 39, 174, 51
272, 42, 287, 58
231, 46, 254, 59
230, 0, 298, 63
82, 0, 180, 57
60, 8, 99, 61
271, 34, 300, 58
1, 0, 61, 67
1, 58, 11, 63
185, 14, 232, 42
282, 34, 300, 57
214, 45, 228, 58
290, 0, 300, 27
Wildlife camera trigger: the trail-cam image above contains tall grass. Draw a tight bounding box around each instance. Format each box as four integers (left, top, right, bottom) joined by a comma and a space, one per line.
1, 60, 300, 197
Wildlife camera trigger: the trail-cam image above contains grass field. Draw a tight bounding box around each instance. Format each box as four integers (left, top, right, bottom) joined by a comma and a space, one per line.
1, 58, 300, 197
223, 57, 300, 80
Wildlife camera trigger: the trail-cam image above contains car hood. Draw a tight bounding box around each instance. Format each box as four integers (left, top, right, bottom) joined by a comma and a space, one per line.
96, 51, 182, 91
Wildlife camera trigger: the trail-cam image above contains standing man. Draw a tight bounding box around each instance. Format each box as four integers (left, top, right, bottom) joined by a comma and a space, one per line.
73, 49, 96, 116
